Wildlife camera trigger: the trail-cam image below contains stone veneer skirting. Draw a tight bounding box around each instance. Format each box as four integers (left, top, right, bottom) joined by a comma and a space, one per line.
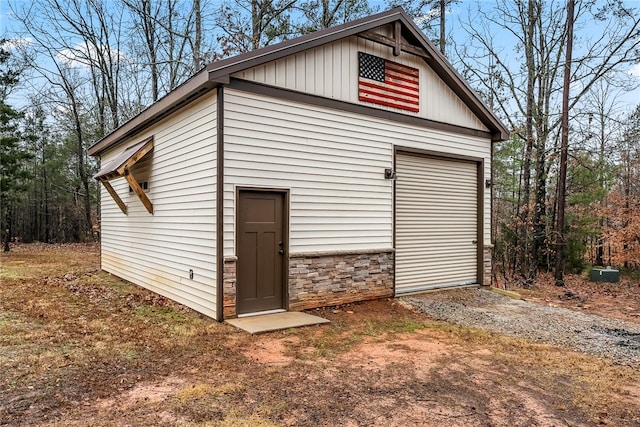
223, 256, 237, 318
288, 249, 394, 311
222, 250, 394, 318
222, 247, 489, 318
483, 245, 492, 286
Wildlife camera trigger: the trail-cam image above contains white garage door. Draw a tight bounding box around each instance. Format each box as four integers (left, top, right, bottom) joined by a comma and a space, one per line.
395, 153, 479, 294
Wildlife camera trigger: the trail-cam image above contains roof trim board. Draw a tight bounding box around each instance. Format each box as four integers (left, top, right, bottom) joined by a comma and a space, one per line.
357, 29, 430, 59
88, 7, 509, 157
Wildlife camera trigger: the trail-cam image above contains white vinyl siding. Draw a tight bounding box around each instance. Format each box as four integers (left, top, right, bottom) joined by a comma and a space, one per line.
395, 154, 479, 293
232, 35, 489, 132
224, 89, 491, 258
99, 93, 218, 318
224, 89, 393, 255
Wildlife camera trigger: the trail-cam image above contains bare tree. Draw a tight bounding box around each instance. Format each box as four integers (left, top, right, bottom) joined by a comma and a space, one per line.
456, 0, 640, 281
13, 0, 128, 134
387, 0, 459, 54
214, 0, 297, 57
554, 0, 575, 286
124, 0, 205, 99
294, 0, 378, 33
192, 0, 203, 70
11, 0, 129, 236
572, 79, 629, 267
125, 0, 161, 101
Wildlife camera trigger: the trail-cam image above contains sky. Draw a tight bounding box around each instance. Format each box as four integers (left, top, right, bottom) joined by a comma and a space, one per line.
444, 0, 640, 113
1, 0, 639, 114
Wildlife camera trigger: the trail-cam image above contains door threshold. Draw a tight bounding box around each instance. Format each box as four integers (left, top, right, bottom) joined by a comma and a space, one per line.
237, 309, 286, 318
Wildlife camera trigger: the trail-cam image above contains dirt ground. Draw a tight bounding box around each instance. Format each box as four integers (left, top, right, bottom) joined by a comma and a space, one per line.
1, 243, 640, 426
507, 271, 640, 324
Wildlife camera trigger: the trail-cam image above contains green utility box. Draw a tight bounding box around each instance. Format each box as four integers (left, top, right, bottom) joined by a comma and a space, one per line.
590, 268, 620, 283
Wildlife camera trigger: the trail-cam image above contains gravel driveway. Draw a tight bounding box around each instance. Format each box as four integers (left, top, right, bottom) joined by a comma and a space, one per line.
401, 288, 640, 366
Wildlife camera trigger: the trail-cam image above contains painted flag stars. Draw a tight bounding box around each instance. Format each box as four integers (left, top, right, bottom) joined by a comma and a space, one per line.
358, 52, 420, 113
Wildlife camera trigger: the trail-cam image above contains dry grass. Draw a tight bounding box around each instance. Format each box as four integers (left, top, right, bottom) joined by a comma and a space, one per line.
1, 243, 639, 426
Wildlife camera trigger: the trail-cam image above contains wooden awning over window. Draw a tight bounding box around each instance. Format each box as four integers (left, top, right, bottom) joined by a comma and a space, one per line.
93, 136, 154, 215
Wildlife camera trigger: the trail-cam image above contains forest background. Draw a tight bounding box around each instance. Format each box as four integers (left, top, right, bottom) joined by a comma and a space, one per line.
1, 0, 639, 285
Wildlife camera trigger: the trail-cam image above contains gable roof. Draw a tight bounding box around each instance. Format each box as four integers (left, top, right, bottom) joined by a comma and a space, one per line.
88, 7, 509, 157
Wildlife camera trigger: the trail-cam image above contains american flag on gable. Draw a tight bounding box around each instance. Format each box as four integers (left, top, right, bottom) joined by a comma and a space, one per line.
358, 52, 420, 113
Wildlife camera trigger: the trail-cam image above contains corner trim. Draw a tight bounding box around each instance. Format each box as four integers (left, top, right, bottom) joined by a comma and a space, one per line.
215, 87, 224, 322
477, 160, 485, 285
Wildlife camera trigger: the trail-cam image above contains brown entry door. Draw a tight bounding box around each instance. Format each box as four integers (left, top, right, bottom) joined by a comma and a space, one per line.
237, 191, 286, 315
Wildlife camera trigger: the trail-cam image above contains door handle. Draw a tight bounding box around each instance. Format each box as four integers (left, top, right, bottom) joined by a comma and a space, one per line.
279, 249, 285, 255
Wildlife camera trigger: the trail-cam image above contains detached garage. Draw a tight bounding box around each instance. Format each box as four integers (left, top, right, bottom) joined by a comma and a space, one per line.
88, 7, 508, 321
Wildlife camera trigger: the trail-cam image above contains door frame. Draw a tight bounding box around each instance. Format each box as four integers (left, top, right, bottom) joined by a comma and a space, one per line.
235, 187, 290, 314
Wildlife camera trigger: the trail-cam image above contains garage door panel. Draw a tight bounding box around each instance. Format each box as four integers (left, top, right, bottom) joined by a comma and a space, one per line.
397, 240, 477, 249
396, 224, 475, 231
396, 216, 476, 224
397, 203, 476, 211
398, 246, 477, 255
397, 276, 477, 291
398, 241, 477, 251
395, 153, 479, 293
398, 186, 475, 195
398, 248, 477, 260
399, 268, 476, 280
396, 225, 476, 232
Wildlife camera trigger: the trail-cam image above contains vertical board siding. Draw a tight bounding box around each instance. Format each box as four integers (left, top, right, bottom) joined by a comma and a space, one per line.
100, 93, 218, 318
224, 89, 492, 257
232, 35, 489, 132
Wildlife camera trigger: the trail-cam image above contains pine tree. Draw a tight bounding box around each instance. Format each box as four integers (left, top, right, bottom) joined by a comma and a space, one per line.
0, 40, 32, 251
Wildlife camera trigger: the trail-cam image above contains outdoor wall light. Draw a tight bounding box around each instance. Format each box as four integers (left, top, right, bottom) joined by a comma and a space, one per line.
385, 168, 396, 179
485, 179, 493, 188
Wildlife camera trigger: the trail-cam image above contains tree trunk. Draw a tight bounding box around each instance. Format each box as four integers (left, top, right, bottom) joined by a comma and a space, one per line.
596, 113, 605, 266
42, 145, 50, 243
4, 204, 11, 252
520, 0, 537, 279
439, 0, 446, 54
70, 93, 92, 238
554, 0, 575, 286
530, 150, 547, 276
141, 0, 159, 101
322, 0, 331, 28
252, 0, 261, 50
193, 0, 202, 70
